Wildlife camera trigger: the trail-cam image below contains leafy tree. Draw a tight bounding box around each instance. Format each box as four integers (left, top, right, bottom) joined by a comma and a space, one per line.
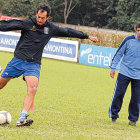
69, 0, 96, 26
0, 0, 9, 14
105, 0, 140, 31
48, 0, 80, 24
2, 0, 34, 17
69, 0, 111, 27
48, 0, 65, 23
93, 0, 111, 27
1, 0, 140, 32
63, 0, 80, 24
115, 0, 140, 31
103, 0, 119, 29
2, 0, 48, 18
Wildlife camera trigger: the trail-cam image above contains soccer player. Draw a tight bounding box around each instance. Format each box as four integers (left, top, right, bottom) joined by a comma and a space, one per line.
0, 2, 98, 126
109, 22, 140, 126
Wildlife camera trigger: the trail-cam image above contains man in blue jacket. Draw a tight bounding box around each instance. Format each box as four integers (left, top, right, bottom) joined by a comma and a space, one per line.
109, 22, 140, 126
0, 2, 98, 127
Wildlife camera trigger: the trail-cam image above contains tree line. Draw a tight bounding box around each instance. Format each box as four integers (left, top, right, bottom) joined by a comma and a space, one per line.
0, 0, 140, 32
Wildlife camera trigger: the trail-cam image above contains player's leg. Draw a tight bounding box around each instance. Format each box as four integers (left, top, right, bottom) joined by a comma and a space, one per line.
0, 77, 12, 89
16, 61, 41, 127
139, 102, 140, 113
0, 64, 11, 89
109, 73, 130, 122
16, 76, 39, 127
0, 57, 24, 89
23, 76, 39, 111
128, 79, 140, 126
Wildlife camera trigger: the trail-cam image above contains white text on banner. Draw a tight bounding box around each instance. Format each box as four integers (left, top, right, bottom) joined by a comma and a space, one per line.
79, 44, 120, 69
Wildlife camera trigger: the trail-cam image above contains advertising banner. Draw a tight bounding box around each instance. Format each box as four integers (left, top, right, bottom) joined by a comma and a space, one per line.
0, 31, 79, 62
43, 38, 78, 62
79, 44, 120, 69
0, 32, 20, 52
0, 15, 23, 20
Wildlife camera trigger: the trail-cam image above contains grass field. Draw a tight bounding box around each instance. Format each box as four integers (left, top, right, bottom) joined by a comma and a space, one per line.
0, 51, 140, 140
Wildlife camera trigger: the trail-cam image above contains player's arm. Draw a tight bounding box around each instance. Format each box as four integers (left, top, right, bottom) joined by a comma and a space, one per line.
53, 26, 98, 42
110, 41, 127, 78
0, 19, 27, 31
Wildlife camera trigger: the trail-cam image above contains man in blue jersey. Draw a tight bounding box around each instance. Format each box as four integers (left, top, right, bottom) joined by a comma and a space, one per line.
0, 3, 98, 127
109, 22, 140, 126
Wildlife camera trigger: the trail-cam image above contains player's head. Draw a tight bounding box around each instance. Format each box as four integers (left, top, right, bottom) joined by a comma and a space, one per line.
36, 2, 51, 25
134, 22, 140, 40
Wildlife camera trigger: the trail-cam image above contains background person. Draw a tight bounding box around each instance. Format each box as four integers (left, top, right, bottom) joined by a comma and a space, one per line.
109, 22, 140, 126
0, 2, 98, 127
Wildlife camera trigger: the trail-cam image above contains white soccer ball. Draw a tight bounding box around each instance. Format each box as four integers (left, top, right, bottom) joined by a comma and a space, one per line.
0, 111, 12, 125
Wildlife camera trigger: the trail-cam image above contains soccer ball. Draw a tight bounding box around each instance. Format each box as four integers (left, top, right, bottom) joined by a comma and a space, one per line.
0, 111, 12, 125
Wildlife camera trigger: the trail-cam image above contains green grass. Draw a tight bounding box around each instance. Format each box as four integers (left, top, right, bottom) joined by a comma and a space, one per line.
0, 51, 139, 140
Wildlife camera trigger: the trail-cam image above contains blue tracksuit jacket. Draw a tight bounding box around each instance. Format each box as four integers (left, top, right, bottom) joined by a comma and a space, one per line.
110, 34, 140, 79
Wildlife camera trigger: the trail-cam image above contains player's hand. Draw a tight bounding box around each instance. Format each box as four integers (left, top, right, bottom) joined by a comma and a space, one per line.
88, 36, 99, 42
110, 71, 115, 78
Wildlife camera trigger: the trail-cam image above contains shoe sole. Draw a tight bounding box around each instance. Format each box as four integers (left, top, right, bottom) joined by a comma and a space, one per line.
111, 118, 117, 123
111, 120, 117, 123
128, 123, 137, 127
16, 119, 34, 127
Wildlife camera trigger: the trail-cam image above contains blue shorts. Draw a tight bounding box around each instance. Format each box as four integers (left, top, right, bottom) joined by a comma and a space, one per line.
1, 57, 41, 80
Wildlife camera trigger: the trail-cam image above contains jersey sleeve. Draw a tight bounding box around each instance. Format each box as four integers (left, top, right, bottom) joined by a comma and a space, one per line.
110, 40, 127, 71
52, 25, 89, 39
0, 19, 28, 31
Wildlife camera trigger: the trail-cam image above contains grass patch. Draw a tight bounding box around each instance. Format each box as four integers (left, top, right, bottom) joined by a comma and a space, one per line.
0, 51, 139, 140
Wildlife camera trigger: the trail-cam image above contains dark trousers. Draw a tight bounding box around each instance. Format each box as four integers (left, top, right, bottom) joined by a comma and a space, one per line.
109, 73, 140, 122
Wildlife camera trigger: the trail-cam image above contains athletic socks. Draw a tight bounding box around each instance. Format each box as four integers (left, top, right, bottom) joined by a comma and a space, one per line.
19, 110, 28, 119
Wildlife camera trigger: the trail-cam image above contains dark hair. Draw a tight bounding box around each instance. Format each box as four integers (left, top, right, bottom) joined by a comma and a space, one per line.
134, 22, 140, 31
36, 2, 51, 17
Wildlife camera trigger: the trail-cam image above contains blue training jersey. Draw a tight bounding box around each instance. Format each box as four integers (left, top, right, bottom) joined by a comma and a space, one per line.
110, 34, 140, 79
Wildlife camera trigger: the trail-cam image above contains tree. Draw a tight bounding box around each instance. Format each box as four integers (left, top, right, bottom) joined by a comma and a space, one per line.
93, 0, 111, 27
2, 0, 47, 18
0, 1, 4, 14
103, 0, 119, 29
1, 0, 140, 32
104, 0, 140, 31
2, 0, 34, 17
69, 0, 112, 27
69, 0, 96, 26
0, 0, 9, 14
48, 0, 64, 23
63, 0, 79, 24
49, 0, 80, 24
115, 0, 140, 31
